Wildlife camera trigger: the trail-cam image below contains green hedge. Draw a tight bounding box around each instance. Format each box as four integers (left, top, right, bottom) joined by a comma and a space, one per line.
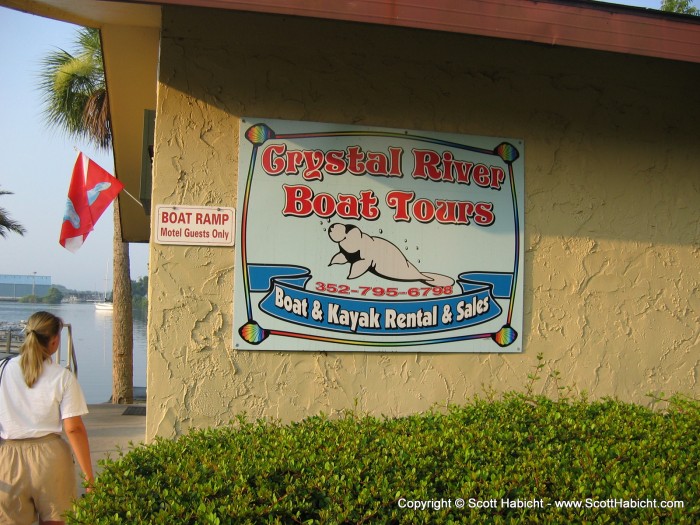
66, 393, 698, 524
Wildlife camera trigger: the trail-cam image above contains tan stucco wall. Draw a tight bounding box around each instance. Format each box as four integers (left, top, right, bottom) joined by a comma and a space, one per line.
146, 6, 699, 439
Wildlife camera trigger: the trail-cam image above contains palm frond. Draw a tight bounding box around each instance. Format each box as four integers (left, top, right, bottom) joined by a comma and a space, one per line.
76, 27, 104, 69
0, 189, 26, 237
0, 207, 26, 237
83, 88, 111, 149
37, 27, 111, 150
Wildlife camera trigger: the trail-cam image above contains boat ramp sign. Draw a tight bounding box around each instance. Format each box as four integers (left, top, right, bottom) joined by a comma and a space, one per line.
155, 205, 235, 246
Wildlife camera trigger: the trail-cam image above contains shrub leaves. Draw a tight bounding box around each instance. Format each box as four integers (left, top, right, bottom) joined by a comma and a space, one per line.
67, 394, 699, 524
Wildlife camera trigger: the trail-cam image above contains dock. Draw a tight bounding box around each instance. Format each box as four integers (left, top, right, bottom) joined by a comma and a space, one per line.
1, 323, 78, 374
0, 326, 23, 355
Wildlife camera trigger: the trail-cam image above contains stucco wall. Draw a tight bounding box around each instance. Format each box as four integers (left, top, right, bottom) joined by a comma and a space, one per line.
146, 6, 699, 439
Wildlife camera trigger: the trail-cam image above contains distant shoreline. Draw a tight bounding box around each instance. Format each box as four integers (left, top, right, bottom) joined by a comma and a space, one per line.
0, 297, 118, 304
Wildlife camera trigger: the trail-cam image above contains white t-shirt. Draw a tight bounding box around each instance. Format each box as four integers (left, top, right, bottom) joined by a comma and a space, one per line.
0, 357, 88, 440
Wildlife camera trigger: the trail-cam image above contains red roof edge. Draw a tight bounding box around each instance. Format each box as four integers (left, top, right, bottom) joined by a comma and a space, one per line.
154, 0, 700, 63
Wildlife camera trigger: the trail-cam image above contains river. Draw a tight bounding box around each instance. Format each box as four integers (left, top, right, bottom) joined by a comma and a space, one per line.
0, 302, 146, 404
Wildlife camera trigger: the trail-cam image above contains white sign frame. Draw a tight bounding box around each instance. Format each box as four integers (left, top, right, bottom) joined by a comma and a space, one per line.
234, 118, 524, 352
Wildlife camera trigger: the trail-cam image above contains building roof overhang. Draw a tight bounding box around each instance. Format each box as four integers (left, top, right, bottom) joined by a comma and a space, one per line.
158, 0, 700, 64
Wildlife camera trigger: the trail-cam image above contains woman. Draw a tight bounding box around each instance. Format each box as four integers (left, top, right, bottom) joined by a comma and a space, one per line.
0, 311, 94, 525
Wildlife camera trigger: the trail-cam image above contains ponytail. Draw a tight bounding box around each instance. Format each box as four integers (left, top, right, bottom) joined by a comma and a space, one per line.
19, 311, 63, 387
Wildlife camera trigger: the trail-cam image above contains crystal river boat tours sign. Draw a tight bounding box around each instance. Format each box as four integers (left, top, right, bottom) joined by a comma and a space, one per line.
234, 118, 524, 352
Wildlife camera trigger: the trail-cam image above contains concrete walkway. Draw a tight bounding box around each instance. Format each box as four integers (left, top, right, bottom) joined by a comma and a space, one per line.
72, 403, 147, 496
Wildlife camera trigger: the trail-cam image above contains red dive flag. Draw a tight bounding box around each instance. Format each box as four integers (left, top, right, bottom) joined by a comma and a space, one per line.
59, 152, 124, 252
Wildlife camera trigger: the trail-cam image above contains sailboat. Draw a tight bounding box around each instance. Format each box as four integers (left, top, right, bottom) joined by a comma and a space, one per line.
95, 264, 114, 311
94, 300, 113, 311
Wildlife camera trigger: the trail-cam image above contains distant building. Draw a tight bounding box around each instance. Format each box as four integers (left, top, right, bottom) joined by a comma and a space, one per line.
0, 274, 52, 299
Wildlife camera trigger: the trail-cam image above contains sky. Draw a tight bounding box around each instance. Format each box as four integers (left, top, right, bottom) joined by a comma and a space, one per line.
0, 0, 670, 291
0, 7, 149, 292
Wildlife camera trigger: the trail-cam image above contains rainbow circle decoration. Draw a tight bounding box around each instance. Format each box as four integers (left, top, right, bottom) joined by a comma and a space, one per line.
245, 124, 276, 146
494, 142, 519, 163
238, 321, 270, 345
491, 325, 518, 347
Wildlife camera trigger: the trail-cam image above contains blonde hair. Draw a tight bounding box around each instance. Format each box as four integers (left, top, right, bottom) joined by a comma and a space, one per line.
19, 311, 63, 388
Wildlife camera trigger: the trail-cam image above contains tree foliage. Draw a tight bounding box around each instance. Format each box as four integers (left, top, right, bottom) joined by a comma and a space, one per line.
132, 276, 149, 298
0, 187, 26, 238
132, 276, 149, 311
44, 286, 64, 304
661, 0, 699, 15
39, 27, 111, 149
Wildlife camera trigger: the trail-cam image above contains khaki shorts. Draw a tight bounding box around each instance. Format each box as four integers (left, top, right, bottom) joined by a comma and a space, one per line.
0, 433, 76, 524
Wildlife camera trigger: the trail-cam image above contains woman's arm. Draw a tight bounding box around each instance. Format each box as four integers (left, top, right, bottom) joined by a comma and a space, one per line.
64, 415, 95, 491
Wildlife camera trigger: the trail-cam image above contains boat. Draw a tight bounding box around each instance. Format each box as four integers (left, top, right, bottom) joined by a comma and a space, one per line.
95, 301, 114, 311
95, 263, 113, 311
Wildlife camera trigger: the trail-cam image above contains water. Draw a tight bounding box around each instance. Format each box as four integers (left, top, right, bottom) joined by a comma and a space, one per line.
0, 302, 146, 404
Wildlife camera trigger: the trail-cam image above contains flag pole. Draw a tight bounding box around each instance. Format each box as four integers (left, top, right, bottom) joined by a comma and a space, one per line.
120, 188, 145, 209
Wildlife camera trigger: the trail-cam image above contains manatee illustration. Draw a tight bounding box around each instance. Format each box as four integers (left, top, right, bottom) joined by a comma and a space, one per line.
87, 182, 112, 205
328, 223, 454, 287
62, 182, 112, 229
63, 199, 80, 228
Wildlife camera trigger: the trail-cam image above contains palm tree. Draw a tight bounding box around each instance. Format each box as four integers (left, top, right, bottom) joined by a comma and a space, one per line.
0, 187, 26, 238
39, 27, 111, 149
39, 27, 134, 404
